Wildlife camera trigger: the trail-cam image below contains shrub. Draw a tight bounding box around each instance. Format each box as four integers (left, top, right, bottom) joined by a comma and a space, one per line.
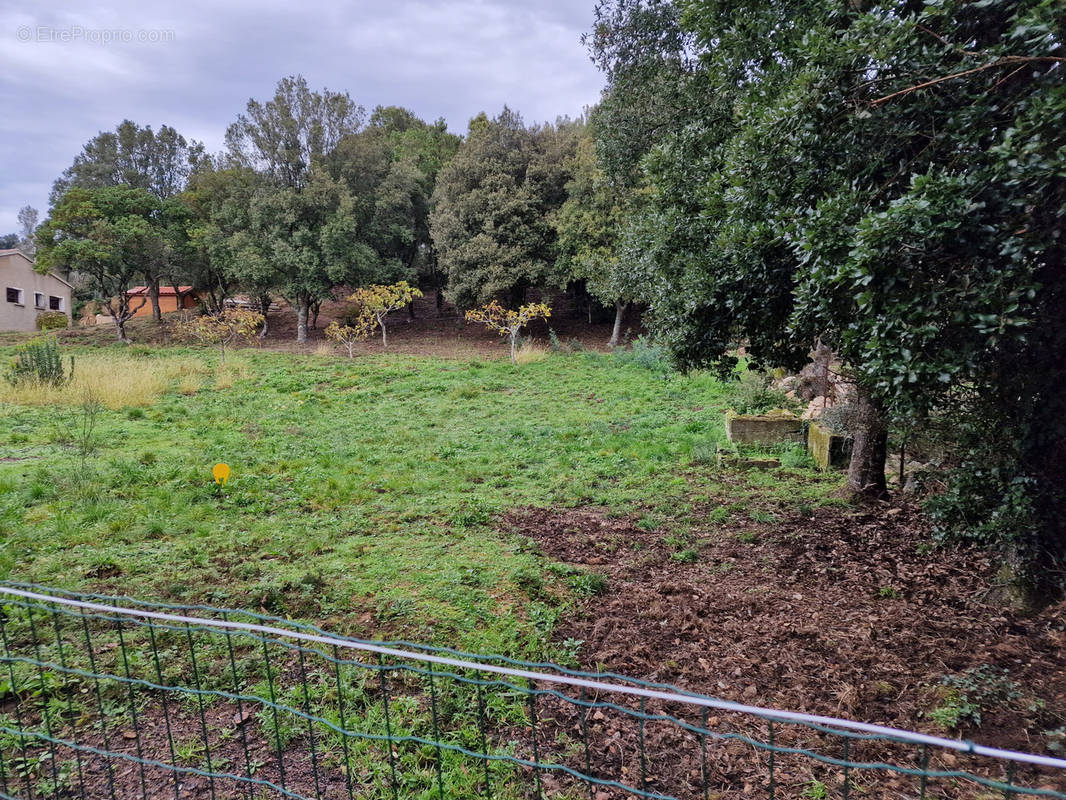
4, 337, 73, 387
36, 311, 68, 331
612, 335, 670, 371
722, 370, 799, 415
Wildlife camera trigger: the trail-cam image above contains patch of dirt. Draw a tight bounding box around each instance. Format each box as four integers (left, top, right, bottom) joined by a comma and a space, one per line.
501, 504, 1066, 798
45, 291, 635, 359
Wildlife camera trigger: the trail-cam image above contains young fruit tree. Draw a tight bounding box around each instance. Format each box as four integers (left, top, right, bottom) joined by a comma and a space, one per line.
345, 281, 422, 349
465, 301, 551, 365
324, 321, 368, 358
178, 308, 264, 365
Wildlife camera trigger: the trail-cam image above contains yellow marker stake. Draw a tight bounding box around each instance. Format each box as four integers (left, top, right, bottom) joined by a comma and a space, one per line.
213, 463, 231, 486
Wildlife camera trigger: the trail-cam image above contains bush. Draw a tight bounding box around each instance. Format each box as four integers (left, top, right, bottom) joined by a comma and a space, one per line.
36, 311, 68, 331
722, 370, 799, 415
612, 335, 670, 371
4, 337, 73, 387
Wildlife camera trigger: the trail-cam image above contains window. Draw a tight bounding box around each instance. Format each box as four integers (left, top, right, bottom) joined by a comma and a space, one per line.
34, 292, 45, 308
5, 287, 23, 305
48, 296, 63, 311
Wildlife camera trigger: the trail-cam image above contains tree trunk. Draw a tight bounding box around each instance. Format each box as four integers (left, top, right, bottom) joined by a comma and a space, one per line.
846, 384, 888, 498
149, 280, 162, 322
296, 298, 309, 343
113, 315, 129, 343
379, 314, 388, 349
608, 299, 627, 348
258, 295, 270, 338
509, 332, 517, 365
436, 287, 444, 315
311, 301, 321, 331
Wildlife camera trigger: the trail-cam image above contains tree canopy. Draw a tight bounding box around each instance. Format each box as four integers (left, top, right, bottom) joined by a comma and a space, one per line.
592, 0, 1066, 597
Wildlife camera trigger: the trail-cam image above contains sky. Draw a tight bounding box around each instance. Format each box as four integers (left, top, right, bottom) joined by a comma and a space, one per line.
0, 0, 605, 234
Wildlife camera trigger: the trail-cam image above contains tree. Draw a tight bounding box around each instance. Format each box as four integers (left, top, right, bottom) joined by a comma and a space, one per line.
225, 75, 364, 191
0, 234, 18, 249
16, 206, 38, 256
224, 76, 374, 341
330, 107, 460, 312
245, 168, 378, 342
180, 166, 273, 324
345, 281, 423, 348
555, 133, 638, 346
602, 0, 1066, 596
51, 120, 206, 320
430, 109, 580, 310
324, 320, 363, 358
36, 186, 162, 342
177, 308, 264, 365
465, 301, 552, 364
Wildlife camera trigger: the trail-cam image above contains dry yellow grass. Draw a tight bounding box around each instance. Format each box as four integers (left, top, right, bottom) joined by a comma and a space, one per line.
214, 355, 251, 389
514, 341, 549, 365
0, 353, 211, 408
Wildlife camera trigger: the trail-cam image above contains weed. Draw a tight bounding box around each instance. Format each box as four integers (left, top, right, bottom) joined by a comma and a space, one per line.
877, 586, 900, 599
691, 440, 718, 465
721, 369, 799, 415
780, 444, 815, 469
709, 507, 730, 524
748, 509, 778, 524
736, 531, 759, 544
568, 572, 608, 597
928, 665, 1022, 730
802, 779, 829, 799
671, 549, 699, 564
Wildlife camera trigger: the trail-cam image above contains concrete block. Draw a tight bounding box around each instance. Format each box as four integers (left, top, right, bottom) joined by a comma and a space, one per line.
725, 410, 804, 446
807, 421, 852, 470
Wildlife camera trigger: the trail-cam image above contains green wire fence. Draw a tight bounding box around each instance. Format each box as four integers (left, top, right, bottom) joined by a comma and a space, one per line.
0, 582, 1063, 800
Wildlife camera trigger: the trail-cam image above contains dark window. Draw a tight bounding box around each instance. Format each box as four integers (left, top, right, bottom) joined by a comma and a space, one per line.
35, 292, 45, 308
48, 296, 62, 311
5, 287, 22, 304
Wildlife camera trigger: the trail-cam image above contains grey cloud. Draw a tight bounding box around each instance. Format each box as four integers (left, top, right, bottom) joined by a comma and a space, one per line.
0, 0, 603, 231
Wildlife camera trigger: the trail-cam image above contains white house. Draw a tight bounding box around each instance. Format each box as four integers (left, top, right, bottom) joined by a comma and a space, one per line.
0, 249, 73, 331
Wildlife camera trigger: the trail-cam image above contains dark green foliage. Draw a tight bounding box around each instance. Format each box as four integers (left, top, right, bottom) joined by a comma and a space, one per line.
36, 185, 162, 342
429, 109, 583, 309
4, 337, 73, 387
592, 0, 1066, 595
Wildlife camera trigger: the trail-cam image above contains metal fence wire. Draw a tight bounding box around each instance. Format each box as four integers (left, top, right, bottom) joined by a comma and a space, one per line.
0, 583, 1063, 800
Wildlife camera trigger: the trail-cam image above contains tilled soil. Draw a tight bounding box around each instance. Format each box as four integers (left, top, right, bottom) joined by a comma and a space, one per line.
501, 503, 1066, 798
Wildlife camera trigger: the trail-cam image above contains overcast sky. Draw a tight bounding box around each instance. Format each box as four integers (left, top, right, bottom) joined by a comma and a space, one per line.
0, 0, 604, 234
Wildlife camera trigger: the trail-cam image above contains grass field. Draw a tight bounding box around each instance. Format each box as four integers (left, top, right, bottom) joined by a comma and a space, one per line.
0, 342, 833, 660
4, 341, 1065, 799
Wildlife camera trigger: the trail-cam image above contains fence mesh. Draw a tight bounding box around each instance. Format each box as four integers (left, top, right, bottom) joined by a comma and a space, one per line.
0, 582, 1063, 800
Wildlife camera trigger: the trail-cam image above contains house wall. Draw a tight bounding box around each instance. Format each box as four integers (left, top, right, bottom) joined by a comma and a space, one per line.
128, 293, 199, 317
0, 252, 73, 332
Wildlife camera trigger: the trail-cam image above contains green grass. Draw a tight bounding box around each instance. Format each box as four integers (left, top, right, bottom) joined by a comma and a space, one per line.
0, 345, 838, 659
0, 344, 850, 799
